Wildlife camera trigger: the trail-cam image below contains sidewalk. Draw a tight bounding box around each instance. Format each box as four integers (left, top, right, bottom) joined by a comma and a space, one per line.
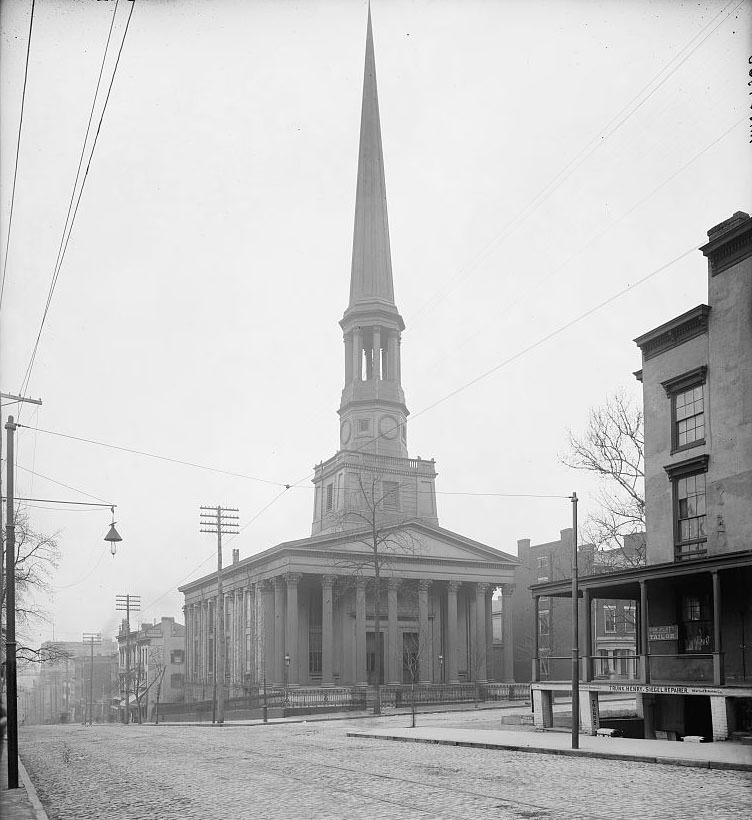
346, 725, 752, 772
0, 757, 49, 820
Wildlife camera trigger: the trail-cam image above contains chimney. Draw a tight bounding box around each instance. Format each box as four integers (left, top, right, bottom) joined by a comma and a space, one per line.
232, 548, 239, 564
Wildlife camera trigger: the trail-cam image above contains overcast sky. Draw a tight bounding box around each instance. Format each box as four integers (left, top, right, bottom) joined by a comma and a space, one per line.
1, 0, 750, 649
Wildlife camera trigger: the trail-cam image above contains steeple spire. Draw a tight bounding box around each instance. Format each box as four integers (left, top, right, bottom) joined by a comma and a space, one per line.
310, 6, 439, 536
349, 3, 395, 308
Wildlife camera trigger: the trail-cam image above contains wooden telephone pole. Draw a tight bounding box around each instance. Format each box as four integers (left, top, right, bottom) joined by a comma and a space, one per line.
200, 506, 239, 726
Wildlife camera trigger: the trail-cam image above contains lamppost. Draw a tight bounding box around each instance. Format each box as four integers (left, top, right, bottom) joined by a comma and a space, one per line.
438, 654, 444, 684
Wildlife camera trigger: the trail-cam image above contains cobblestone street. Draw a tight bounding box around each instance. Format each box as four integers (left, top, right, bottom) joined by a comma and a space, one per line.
14, 713, 752, 820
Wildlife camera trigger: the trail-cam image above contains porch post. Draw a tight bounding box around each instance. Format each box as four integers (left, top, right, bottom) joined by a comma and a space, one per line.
532, 595, 539, 682
639, 580, 650, 684
712, 570, 724, 686
583, 588, 592, 682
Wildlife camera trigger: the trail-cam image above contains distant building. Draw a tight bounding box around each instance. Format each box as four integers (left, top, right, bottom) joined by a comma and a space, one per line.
532, 212, 752, 741
117, 617, 185, 722
512, 530, 640, 683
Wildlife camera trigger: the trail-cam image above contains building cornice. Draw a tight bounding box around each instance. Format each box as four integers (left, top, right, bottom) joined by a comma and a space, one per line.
634, 304, 710, 361
699, 211, 752, 276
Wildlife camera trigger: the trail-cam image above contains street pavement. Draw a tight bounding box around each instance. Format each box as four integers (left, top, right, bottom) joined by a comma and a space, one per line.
5, 708, 751, 820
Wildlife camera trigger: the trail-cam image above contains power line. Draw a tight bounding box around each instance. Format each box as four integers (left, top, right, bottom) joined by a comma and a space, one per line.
0, 0, 36, 313
18, 0, 137, 401
15, 462, 119, 504
15, 425, 287, 487
410, 0, 744, 326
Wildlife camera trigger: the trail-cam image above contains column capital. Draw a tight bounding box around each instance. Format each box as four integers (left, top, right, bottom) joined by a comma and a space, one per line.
387, 577, 402, 591
500, 583, 516, 596
476, 582, 489, 594
418, 579, 433, 592
273, 576, 286, 590
321, 574, 338, 588
285, 572, 303, 587
447, 580, 462, 593
259, 578, 273, 593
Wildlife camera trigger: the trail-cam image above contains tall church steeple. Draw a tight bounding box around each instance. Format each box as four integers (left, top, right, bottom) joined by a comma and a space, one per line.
339, 5, 408, 459
311, 7, 438, 535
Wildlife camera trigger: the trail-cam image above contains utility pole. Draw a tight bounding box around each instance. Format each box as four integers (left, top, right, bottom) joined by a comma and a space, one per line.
1, 396, 40, 792
200, 506, 239, 726
83, 633, 101, 726
571, 492, 580, 750
115, 594, 140, 725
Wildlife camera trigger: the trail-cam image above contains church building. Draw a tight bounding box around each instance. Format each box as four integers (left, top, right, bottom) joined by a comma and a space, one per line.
179, 9, 518, 702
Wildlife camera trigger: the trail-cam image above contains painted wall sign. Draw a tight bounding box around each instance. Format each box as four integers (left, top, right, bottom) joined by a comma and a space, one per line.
648, 624, 678, 641
605, 683, 726, 696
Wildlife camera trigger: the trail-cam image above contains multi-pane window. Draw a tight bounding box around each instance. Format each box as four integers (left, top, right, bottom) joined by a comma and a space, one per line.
681, 594, 712, 653
604, 605, 617, 633
325, 483, 334, 512
675, 385, 705, 448
358, 418, 371, 434
538, 609, 550, 636
676, 473, 707, 555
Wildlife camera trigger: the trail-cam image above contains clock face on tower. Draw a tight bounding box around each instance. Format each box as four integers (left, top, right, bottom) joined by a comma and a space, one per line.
340, 420, 351, 446
378, 414, 399, 440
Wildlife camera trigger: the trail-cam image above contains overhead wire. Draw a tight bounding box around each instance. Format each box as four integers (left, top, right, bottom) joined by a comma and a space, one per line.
18, 0, 137, 403
0, 0, 36, 313
409, 0, 745, 326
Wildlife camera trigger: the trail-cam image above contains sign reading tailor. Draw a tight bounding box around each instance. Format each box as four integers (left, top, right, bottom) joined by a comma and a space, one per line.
648, 624, 678, 641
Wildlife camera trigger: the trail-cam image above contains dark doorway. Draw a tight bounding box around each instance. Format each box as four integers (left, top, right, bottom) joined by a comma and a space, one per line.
684, 695, 712, 738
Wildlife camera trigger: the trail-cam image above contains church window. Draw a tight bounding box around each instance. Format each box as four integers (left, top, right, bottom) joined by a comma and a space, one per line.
326, 484, 334, 512
383, 481, 400, 510
358, 418, 371, 434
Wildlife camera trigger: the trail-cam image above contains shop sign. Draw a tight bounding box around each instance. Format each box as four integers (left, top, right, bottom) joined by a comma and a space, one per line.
648, 624, 678, 641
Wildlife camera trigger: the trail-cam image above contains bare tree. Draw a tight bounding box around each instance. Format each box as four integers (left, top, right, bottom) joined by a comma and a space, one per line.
561, 391, 646, 567
402, 625, 431, 728
1, 514, 62, 673
330, 471, 420, 715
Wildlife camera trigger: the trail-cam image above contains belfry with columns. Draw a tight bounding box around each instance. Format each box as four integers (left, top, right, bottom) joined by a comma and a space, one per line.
180, 8, 517, 699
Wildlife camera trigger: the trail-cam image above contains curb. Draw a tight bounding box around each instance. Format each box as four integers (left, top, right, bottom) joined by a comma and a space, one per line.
346, 732, 752, 773
18, 758, 50, 820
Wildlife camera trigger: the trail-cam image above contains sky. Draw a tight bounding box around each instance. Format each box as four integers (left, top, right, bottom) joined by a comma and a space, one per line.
1, 0, 750, 650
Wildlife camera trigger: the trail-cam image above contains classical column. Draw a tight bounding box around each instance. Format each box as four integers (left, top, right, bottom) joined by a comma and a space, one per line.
202, 600, 209, 683
272, 577, 285, 686
475, 583, 489, 682
501, 584, 515, 683
183, 606, 190, 682
485, 587, 494, 682
386, 332, 396, 381
261, 581, 274, 686
353, 328, 362, 381
418, 580, 431, 683
355, 580, 367, 686
387, 578, 401, 684
285, 573, 302, 686
372, 327, 381, 380
321, 576, 336, 686
396, 334, 402, 383
247, 584, 257, 685
446, 581, 460, 684
344, 333, 353, 383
